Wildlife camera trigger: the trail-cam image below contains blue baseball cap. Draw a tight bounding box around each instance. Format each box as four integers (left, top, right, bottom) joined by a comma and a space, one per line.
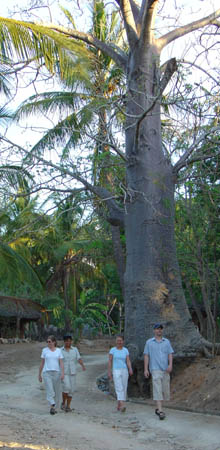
153, 323, 163, 329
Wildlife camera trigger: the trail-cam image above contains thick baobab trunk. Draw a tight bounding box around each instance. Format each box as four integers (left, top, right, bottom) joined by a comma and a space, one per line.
111, 225, 125, 297
124, 45, 203, 357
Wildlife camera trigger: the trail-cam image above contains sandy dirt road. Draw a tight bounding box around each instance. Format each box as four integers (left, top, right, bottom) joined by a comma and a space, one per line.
0, 342, 220, 450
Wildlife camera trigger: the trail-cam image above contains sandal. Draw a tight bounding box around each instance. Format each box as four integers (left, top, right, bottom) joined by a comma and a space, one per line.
61, 403, 66, 411
158, 411, 166, 420
50, 406, 56, 415
155, 408, 160, 416
121, 406, 126, 413
65, 407, 73, 412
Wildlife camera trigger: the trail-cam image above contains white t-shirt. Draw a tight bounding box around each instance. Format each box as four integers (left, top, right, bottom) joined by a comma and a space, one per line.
41, 347, 63, 372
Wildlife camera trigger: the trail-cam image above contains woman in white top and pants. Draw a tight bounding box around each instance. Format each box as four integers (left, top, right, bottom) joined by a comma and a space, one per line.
108, 335, 133, 412
39, 335, 64, 415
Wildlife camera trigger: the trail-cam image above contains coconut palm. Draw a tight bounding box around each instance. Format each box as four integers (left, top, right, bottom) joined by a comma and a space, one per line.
0, 185, 43, 293
35, 193, 108, 330
12, 2, 125, 168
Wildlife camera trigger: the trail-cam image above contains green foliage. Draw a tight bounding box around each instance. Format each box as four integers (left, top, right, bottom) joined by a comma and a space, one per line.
0, 16, 92, 83
71, 290, 108, 338
175, 150, 220, 339
0, 240, 42, 292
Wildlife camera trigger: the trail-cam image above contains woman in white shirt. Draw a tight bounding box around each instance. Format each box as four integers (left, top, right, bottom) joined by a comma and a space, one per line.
39, 335, 64, 415
108, 335, 133, 412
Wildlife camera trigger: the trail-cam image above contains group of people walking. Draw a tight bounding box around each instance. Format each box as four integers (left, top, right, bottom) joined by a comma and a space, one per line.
39, 324, 173, 420
39, 334, 85, 415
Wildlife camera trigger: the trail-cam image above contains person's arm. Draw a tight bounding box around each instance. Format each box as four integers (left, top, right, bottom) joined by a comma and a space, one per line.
108, 354, 113, 380
39, 359, 45, 382
59, 358, 64, 380
126, 355, 133, 376
78, 358, 86, 371
166, 353, 173, 373
144, 354, 150, 378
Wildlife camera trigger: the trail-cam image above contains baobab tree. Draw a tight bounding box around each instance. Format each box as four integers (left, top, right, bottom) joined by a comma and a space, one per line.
0, 0, 220, 357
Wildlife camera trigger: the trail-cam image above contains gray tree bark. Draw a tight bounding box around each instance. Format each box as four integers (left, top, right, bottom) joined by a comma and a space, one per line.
122, 41, 203, 356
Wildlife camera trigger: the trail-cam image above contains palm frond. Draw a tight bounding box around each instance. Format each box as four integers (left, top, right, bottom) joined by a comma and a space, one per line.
59, 6, 76, 29
0, 73, 12, 98
15, 91, 80, 120
0, 165, 34, 190
0, 106, 13, 127
0, 17, 92, 83
0, 241, 42, 290
28, 112, 80, 156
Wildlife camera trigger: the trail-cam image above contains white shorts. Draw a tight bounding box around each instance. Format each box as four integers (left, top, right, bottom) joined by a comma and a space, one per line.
61, 374, 76, 397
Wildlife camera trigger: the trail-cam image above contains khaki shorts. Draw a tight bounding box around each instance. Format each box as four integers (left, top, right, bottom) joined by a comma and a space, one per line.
151, 370, 170, 401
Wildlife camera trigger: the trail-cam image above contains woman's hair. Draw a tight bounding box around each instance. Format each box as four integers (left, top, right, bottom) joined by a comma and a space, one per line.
47, 335, 57, 346
116, 335, 124, 340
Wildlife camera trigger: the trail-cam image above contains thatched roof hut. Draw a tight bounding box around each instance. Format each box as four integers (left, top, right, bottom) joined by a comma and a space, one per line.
0, 295, 46, 338
0, 295, 44, 319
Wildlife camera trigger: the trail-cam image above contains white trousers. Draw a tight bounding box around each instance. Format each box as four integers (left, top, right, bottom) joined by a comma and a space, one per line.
113, 368, 128, 401
43, 370, 61, 406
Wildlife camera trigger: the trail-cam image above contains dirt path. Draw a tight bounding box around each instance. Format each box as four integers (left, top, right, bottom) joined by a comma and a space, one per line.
0, 342, 220, 450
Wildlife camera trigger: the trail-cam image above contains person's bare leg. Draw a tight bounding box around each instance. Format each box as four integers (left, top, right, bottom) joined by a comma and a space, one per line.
117, 400, 121, 410
66, 395, 72, 411
120, 401, 126, 412
61, 392, 68, 409
156, 400, 162, 412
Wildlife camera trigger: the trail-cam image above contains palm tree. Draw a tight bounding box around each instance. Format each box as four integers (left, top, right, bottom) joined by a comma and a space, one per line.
0, 183, 43, 294
37, 193, 107, 330
12, 2, 125, 165
11, 1, 126, 297
3, 2, 126, 312
72, 290, 107, 339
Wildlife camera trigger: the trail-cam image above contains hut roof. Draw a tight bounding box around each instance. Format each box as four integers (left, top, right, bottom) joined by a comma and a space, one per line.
0, 295, 45, 320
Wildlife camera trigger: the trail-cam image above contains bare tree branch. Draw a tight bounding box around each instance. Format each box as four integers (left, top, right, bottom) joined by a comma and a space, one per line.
157, 8, 220, 50
173, 126, 220, 174
0, 17, 128, 71
178, 59, 219, 86
38, 22, 128, 71
129, 0, 140, 27
114, 0, 138, 48
175, 151, 220, 173
0, 136, 125, 227
139, 0, 159, 47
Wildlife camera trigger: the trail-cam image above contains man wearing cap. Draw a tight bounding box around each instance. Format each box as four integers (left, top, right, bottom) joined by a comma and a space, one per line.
144, 324, 174, 420
61, 335, 86, 412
